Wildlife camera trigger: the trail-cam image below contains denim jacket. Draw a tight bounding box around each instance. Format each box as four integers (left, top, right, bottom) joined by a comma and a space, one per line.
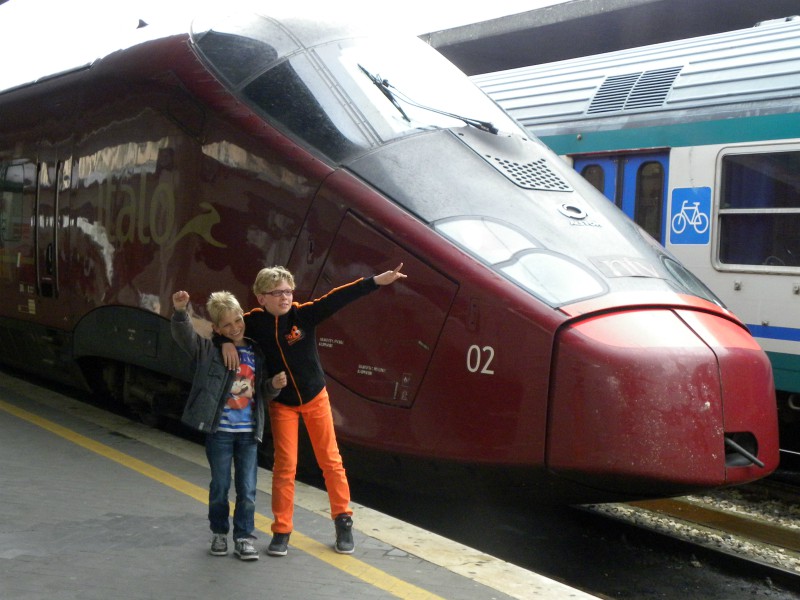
171, 309, 275, 441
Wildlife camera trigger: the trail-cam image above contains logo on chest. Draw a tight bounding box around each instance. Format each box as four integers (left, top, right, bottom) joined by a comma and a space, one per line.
285, 326, 304, 345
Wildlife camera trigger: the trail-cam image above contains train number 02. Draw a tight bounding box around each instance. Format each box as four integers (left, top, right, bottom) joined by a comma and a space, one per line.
467, 345, 495, 374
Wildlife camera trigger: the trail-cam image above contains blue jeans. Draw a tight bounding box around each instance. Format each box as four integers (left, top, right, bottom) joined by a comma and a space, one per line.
205, 431, 258, 540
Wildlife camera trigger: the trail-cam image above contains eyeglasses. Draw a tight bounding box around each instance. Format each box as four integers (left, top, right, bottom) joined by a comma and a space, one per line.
263, 289, 293, 298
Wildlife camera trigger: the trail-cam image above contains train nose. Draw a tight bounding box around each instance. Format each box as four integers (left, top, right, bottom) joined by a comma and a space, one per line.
546, 307, 779, 498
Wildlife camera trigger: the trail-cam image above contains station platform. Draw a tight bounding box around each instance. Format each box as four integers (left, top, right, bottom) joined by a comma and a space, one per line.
0, 370, 598, 600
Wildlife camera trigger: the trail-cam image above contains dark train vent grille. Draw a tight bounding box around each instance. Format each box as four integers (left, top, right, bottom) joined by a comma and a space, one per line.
491, 156, 572, 191
588, 72, 640, 113
588, 66, 682, 114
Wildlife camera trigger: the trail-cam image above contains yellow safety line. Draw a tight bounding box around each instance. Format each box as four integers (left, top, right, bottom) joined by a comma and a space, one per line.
0, 399, 445, 600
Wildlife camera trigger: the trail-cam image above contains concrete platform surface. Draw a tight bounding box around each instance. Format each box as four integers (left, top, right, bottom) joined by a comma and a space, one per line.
0, 370, 597, 600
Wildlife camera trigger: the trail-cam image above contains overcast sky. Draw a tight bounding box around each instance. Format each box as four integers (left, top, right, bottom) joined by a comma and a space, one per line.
0, 0, 559, 34
0, 0, 564, 89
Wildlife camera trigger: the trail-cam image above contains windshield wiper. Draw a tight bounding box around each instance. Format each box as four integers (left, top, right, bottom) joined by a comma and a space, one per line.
358, 64, 498, 134
358, 64, 410, 122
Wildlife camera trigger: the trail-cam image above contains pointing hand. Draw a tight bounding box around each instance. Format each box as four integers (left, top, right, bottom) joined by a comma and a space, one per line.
374, 263, 407, 286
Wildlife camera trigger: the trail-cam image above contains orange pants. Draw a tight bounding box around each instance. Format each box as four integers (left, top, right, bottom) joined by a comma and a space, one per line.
268, 388, 352, 534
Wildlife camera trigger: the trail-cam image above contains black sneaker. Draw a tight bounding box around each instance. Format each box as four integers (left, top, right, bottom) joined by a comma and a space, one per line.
234, 537, 259, 561
209, 533, 228, 556
334, 514, 354, 554
267, 532, 290, 556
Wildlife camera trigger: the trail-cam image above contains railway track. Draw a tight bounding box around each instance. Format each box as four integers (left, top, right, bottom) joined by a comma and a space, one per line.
584, 479, 800, 593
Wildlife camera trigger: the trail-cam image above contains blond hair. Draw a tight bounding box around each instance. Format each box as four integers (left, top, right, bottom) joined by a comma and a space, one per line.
253, 266, 295, 295
206, 291, 243, 325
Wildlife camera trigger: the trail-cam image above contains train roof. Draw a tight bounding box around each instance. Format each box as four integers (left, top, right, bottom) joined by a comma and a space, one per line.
473, 16, 800, 135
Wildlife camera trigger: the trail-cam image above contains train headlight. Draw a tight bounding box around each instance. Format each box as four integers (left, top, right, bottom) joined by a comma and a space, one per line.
435, 216, 607, 305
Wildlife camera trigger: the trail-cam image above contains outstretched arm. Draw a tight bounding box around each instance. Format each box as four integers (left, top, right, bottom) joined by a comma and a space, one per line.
300, 263, 407, 326
373, 262, 407, 286
170, 291, 199, 357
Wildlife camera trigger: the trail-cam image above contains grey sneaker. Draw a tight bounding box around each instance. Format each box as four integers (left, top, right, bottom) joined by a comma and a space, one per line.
267, 532, 290, 556
234, 537, 259, 561
334, 514, 354, 554
210, 533, 228, 556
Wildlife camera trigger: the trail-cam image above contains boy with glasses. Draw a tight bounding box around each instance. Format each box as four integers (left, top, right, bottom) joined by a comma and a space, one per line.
218, 264, 406, 556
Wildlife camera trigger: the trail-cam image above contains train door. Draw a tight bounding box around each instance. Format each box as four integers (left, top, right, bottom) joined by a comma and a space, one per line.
33, 155, 71, 328
576, 156, 618, 203
574, 152, 669, 243
0, 155, 74, 375
309, 207, 456, 409
35, 160, 58, 299
0, 154, 71, 324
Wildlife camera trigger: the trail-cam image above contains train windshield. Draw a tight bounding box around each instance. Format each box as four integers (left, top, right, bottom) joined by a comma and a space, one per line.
190, 13, 521, 162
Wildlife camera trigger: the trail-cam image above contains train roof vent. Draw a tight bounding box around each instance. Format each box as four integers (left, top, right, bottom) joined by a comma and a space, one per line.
588, 66, 683, 114
490, 156, 573, 191
625, 66, 683, 109
587, 72, 640, 113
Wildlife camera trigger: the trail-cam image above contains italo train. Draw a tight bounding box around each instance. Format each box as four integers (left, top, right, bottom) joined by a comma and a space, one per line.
474, 15, 800, 452
0, 8, 779, 502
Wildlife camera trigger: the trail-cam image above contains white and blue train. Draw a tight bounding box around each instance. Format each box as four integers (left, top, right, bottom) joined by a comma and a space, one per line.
474, 16, 800, 449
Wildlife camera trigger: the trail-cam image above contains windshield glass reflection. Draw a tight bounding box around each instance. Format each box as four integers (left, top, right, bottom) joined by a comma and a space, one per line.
192, 14, 522, 161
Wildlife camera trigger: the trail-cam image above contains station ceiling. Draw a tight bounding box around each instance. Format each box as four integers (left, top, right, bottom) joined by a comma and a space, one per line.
421, 0, 800, 75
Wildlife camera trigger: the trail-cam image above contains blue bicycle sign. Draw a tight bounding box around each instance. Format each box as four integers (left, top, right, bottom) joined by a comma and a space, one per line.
670, 187, 711, 245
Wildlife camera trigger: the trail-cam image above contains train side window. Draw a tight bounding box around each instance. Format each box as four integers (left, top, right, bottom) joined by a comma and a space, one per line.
0, 162, 35, 244
0, 161, 36, 283
719, 150, 800, 267
634, 161, 663, 241
243, 57, 365, 162
580, 164, 605, 193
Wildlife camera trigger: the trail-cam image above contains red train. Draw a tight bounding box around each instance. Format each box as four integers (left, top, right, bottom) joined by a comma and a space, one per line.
0, 9, 779, 502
